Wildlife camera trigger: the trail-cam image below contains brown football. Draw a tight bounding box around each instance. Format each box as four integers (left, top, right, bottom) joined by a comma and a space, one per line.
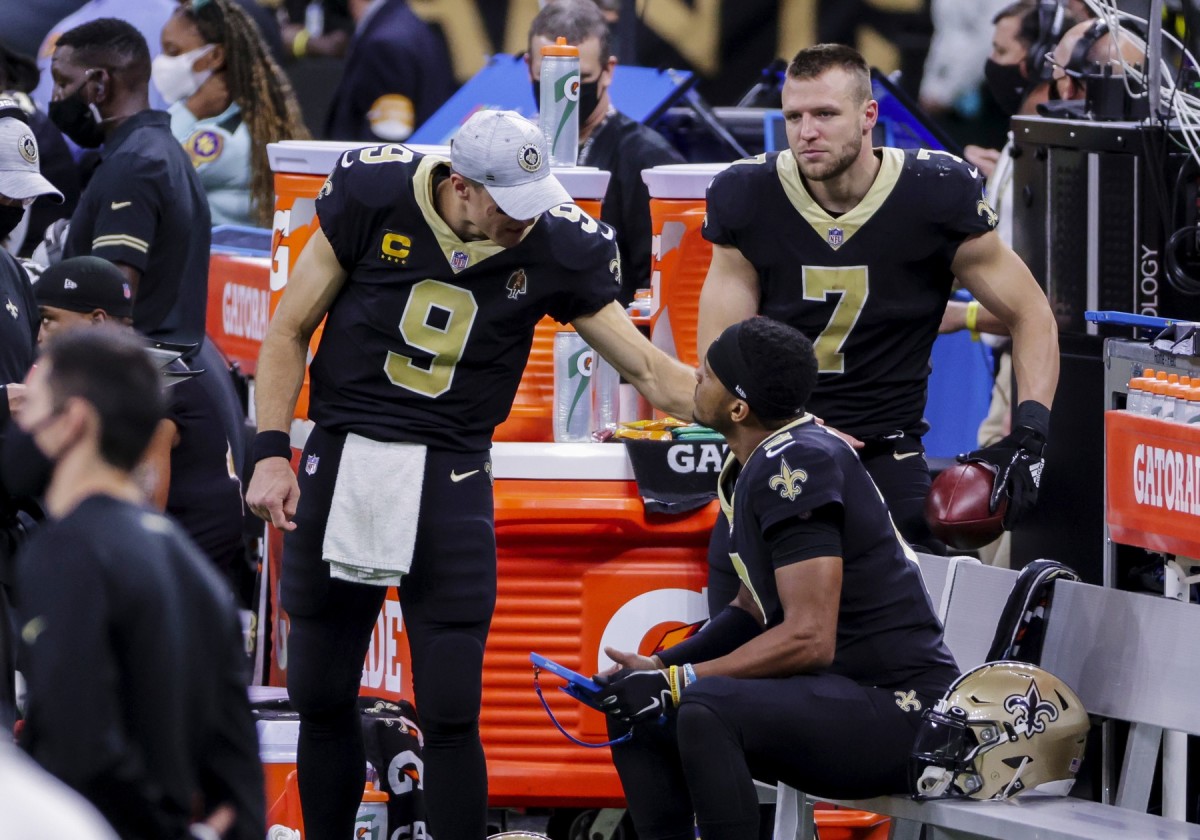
925, 461, 1007, 551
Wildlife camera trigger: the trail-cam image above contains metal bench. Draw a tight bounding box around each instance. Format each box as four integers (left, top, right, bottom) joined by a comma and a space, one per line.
775, 558, 1200, 840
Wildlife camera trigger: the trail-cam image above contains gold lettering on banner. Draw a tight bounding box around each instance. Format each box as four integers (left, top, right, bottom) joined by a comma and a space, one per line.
866, 0, 922, 11
636, 0, 721, 76
503, 0, 542, 57
777, 0, 817, 67
857, 25, 900, 75
410, 0, 493, 81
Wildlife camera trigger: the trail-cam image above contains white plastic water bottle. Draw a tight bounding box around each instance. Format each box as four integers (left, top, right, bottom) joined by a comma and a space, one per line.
554, 331, 593, 441
591, 352, 620, 434
354, 768, 388, 840
539, 37, 580, 167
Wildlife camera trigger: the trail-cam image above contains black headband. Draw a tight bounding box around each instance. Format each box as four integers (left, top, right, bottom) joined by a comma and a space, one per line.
706, 321, 803, 421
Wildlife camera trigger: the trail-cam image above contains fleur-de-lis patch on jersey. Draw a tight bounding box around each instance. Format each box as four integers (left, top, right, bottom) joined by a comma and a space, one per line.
894, 690, 922, 712
768, 457, 807, 501
977, 198, 998, 228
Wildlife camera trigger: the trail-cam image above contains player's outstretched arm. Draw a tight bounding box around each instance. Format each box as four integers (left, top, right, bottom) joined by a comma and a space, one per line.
573, 301, 696, 420
246, 230, 348, 531
696, 244, 760, 362
952, 230, 1059, 410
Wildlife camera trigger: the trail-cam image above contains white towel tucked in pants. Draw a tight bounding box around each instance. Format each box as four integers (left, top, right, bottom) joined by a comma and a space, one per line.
323, 434, 425, 586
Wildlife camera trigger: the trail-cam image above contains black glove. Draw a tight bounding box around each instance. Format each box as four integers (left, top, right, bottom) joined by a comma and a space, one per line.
959, 401, 1049, 529
594, 668, 674, 723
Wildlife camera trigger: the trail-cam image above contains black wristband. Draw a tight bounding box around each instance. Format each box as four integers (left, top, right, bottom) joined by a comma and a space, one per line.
1014, 400, 1051, 441
252, 430, 292, 463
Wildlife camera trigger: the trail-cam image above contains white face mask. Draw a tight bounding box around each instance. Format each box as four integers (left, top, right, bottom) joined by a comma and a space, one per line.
151, 44, 215, 105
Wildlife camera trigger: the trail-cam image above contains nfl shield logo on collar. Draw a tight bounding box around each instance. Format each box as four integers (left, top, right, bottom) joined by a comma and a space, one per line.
827, 227, 844, 248
305, 454, 320, 476
451, 250, 469, 271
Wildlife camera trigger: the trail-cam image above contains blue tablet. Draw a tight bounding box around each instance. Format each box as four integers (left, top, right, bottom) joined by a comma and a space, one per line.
530, 653, 607, 711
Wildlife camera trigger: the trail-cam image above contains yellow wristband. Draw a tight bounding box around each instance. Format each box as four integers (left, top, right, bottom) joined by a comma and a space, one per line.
667, 665, 681, 707
292, 29, 310, 59
965, 300, 981, 341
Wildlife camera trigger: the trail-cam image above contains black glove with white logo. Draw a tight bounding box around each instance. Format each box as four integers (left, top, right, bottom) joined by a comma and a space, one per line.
595, 668, 674, 723
959, 400, 1049, 529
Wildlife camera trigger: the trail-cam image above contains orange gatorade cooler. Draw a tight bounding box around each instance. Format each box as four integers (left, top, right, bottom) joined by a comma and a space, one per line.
265, 428, 717, 808
642, 163, 730, 368
493, 166, 610, 443
207, 226, 272, 375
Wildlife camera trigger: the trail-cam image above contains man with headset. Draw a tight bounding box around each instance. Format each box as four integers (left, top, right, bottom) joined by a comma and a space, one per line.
1043, 17, 1146, 116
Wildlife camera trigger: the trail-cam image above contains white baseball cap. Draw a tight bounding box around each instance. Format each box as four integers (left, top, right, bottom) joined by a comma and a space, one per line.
0, 101, 63, 204
451, 109, 570, 221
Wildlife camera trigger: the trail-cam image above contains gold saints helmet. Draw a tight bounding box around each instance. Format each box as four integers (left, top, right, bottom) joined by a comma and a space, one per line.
910, 661, 1089, 801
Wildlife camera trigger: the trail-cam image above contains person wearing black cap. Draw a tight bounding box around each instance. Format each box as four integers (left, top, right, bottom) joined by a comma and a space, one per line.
0, 99, 63, 732
34, 256, 247, 588
598, 317, 960, 840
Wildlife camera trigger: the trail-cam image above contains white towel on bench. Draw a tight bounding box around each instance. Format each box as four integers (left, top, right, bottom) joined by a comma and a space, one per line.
323, 434, 425, 586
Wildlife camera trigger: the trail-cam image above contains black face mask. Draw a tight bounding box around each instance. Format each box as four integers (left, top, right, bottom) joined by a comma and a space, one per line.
48, 79, 105, 148
984, 59, 1028, 116
531, 78, 604, 131
0, 418, 58, 500
0, 204, 24, 242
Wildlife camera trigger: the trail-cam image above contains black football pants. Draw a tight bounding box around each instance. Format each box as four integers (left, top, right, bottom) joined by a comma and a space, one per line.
608, 673, 934, 840
282, 425, 496, 840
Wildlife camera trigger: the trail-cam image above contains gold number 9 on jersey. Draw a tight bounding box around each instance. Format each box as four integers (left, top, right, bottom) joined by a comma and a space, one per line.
384, 280, 479, 397
802, 265, 869, 374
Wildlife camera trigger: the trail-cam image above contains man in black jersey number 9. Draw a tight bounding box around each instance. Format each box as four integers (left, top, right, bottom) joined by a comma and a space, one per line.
246, 110, 695, 840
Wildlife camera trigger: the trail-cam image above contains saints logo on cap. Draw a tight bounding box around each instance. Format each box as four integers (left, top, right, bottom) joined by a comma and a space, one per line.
18, 134, 36, 165
518, 143, 541, 173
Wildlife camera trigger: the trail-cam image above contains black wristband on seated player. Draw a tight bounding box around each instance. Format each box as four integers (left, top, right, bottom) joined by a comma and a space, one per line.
252, 430, 292, 463
1014, 400, 1051, 441
655, 605, 763, 667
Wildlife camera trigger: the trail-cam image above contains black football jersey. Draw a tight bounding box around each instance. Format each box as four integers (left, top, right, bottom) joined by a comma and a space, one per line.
311, 145, 622, 450
703, 148, 996, 438
718, 416, 959, 692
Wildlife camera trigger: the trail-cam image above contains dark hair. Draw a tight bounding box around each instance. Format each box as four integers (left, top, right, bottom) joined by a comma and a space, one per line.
56, 17, 151, 87
42, 326, 165, 471
0, 44, 39, 93
786, 43, 872, 105
529, 0, 611, 66
738, 317, 818, 428
993, 1, 1077, 81
177, 0, 309, 226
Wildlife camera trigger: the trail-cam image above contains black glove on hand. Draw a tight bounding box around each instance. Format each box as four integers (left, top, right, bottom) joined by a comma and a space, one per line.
959, 400, 1049, 529
595, 668, 674, 723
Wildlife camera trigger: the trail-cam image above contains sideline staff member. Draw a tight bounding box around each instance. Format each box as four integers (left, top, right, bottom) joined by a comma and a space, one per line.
12, 327, 262, 840
600, 317, 959, 840
697, 44, 1059, 570
527, 0, 684, 303
50, 18, 210, 352
35, 256, 246, 582
246, 110, 695, 840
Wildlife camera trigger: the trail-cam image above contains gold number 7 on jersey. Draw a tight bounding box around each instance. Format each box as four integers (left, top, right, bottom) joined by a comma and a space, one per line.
802, 265, 869, 374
